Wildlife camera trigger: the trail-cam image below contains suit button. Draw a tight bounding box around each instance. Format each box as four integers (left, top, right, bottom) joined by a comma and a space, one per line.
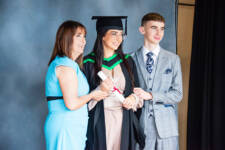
148, 77, 152, 80
149, 88, 152, 91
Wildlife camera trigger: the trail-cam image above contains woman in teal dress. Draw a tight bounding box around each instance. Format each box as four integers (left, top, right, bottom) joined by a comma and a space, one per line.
44, 20, 108, 150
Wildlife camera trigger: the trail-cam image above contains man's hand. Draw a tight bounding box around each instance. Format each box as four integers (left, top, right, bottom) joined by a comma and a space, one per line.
133, 88, 152, 100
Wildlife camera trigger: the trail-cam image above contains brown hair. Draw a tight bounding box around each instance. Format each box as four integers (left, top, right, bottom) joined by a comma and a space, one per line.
141, 12, 165, 26
91, 29, 135, 89
48, 20, 86, 68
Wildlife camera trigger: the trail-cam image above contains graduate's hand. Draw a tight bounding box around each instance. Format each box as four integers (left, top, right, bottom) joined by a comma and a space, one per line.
122, 95, 136, 110
133, 88, 152, 100
90, 90, 108, 101
100, 78, 114, 94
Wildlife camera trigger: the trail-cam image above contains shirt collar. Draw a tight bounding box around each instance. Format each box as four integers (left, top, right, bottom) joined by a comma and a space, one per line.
143, 44, 160, 57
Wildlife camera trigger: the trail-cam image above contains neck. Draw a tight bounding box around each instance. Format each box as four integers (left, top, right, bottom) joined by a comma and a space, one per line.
144, 41, 158, 51
71, 52, 81, 61
103, 47, 115, 58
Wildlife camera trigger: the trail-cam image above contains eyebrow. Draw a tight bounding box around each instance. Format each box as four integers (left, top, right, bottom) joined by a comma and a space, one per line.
76, 31, 85, 34
150, 25, 165, 28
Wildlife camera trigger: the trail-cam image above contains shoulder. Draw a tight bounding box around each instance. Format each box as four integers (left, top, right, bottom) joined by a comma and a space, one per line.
130, 47, 142, 57
53, 56, 79, 70
130, 52, 135, 58
55, 57, 78, 79
124, 53, 133, 61
56, 65, 76, 77
160, 48, 180, 60
124, 53, 136, 67
83, 53, 96, 74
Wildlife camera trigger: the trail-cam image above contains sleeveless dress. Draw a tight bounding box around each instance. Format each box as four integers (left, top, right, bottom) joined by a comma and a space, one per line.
44, 56, 89, 150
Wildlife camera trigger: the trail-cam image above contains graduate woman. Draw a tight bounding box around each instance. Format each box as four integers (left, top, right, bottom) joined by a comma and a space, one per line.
44, 20, 108, 150
83, 16, 145, 150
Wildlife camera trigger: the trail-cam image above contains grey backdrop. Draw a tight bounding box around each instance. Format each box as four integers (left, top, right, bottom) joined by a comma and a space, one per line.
0, 0, 176, 149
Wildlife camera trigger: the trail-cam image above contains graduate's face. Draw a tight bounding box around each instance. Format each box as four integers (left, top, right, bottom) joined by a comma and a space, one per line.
102, 29, 123, 51
72, 27, 86, 54
139, 20, 165, 45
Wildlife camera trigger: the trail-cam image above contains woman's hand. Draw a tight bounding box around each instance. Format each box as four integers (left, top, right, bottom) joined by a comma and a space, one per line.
99, 78, 114, 93
133, 88, 152, 100
122, 95, 136, 110
90, 90, 108, 101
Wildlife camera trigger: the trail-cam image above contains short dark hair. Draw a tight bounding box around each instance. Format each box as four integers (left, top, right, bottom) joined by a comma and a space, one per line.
141, 12, 165, 26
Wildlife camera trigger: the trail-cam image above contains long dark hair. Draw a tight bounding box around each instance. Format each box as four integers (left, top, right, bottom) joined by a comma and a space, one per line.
48, 20, 86, 68
92, 29, 135, 87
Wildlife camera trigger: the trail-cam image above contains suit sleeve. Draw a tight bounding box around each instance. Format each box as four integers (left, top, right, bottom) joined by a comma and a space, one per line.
151, 55, 183, 104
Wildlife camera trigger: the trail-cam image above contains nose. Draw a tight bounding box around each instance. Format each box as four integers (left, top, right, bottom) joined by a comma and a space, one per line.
157, 28, 164, 36
156, 29, 160, 35
116, 34, 123, 42
82, 37, 86, 45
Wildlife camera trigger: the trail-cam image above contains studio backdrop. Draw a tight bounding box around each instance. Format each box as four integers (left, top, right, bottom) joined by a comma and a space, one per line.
0, 0, 176, 149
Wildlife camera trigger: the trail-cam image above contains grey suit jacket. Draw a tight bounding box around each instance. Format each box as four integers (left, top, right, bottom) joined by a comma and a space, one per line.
131, 47, 183, 138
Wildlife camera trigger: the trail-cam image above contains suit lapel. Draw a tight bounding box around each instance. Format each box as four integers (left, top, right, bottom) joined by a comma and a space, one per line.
135, 47, 149, 87
152, 48, 168, 90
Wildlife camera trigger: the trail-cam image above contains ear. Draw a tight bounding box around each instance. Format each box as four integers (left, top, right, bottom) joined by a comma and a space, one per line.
139, 26, 145, 35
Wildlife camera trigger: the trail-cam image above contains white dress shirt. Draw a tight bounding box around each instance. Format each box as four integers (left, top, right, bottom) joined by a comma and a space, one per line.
143, 44, 160, 64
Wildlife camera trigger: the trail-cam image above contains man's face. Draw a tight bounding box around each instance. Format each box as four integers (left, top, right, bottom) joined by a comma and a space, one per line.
139, 20, 165, 45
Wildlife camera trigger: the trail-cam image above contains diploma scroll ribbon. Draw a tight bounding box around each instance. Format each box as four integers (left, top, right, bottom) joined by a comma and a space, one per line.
97, 71, 125, 103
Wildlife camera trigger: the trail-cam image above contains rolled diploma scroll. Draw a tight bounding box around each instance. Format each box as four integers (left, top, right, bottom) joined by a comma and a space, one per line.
97, 71, 125, 103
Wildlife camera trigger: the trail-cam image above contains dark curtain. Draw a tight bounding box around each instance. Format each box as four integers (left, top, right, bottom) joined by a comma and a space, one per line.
187, 0, 225, 150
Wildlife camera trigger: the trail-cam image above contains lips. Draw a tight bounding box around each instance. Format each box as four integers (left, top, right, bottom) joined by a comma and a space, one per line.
113, 41, 121, 46
154, 37, 161, 40
77, 43, 85, 50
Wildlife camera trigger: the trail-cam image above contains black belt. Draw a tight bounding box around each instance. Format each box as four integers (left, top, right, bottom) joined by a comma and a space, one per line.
46, 96, 63, 101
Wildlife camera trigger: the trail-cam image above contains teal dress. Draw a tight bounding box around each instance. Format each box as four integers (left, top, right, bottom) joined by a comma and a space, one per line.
44, 56, 89, 150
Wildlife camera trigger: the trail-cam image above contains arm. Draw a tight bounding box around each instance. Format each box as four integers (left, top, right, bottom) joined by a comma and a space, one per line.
56, 66, 108, 110
88, 78, 114, 111
134, 56, 183, 105
123, 57, 143, 110
151, 56, 183, 104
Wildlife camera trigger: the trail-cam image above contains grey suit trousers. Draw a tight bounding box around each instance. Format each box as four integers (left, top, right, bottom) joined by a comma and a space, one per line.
143, 116, 178, 150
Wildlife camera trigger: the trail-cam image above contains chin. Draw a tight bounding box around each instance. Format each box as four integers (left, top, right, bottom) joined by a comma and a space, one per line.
76, 51, 83, 56
114, 46, 120, 50
108, 47, 117, 51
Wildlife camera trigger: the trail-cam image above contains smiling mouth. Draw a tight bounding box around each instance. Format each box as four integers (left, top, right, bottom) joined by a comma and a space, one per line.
154, 37, 160, 40
80, 44, 85, 47
113, 42, 120, 46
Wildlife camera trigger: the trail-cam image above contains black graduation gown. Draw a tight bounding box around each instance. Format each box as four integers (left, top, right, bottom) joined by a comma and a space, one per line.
83, 53, 145, 150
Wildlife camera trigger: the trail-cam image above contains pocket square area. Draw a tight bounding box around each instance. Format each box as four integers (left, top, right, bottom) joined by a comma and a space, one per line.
164, 68, 172, 74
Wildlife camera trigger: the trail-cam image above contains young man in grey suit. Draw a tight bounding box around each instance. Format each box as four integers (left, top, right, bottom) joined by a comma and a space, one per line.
131, 12, 183, 150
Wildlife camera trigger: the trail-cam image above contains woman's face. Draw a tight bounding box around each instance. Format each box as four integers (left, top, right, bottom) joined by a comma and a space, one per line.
72, 27, 86, 54
102, 29, 123, 51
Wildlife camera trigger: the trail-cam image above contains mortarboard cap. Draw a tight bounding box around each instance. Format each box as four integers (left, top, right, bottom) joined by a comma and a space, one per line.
92, 16, 128, 35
